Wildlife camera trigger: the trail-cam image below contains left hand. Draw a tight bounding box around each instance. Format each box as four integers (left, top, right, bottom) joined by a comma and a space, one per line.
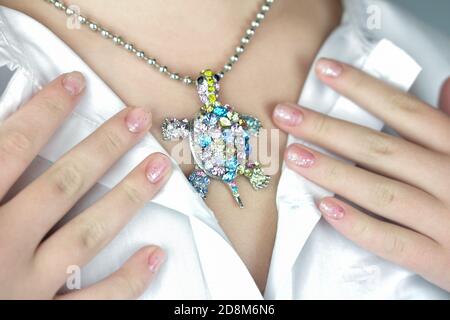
273, 58, 450, 292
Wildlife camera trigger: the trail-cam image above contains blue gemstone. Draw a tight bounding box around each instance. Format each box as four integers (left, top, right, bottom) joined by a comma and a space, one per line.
209, 114, 218, 125
241, 115, 261, 135
199, 135, 212, 148
202, 113, 218, 126
222, 129, 233, 142
225, 158, 239, 171
245, 143, 251, 155
188, 170, 210, 199
213, 106, 228, 117
222, 171, 236, 183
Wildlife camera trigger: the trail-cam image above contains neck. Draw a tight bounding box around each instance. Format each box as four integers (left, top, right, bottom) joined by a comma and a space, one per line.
61, 0, 264, 75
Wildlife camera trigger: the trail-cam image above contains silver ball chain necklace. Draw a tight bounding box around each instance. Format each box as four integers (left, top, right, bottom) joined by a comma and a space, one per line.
44, 0, 276, 208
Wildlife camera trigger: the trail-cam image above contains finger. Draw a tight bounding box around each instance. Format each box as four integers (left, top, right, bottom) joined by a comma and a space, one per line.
273, 103, 450, 199
0, 72, 85, 200
1, 106, 152, 247
57, 246, 166, 300
317, 197, 445, 287
34, 153, 171, 289
285, 144, 450, 243
439, 77, 450, 116
315, 58, 450, 154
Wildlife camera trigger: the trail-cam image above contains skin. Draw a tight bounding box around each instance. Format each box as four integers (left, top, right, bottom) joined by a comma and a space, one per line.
0, 0, 448, 298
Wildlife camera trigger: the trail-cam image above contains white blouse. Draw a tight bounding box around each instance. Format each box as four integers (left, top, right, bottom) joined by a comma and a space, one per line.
0, 0, 449, 299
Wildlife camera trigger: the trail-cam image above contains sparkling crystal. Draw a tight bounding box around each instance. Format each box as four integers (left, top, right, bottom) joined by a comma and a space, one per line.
204, 160, 213, 170
204, 70, 213, 77
241, 115, 262, 136
213, 106, 228, 117
200, 95, 208, 104
225, 158, 239, 171
200, 149, 212, 161
211, 129, 222, 139
199, 135, 212, 148
222, 171, 237, 183
219, 117, 231, 127
188, 170, 210, 199
211, 166, 226, 177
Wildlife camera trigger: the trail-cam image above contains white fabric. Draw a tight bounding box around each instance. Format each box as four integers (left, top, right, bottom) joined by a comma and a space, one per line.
0, 0, 449, 299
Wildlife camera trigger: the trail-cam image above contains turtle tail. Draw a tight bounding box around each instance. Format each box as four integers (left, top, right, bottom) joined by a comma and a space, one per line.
226, 181, 244, 208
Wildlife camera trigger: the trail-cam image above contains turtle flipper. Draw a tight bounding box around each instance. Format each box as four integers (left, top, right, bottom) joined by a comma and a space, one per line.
243, 162, 270, 190
227, 180, 244, 208
240, 115, 262, 136
188, 168, 210, 199
161, 118, 190, 141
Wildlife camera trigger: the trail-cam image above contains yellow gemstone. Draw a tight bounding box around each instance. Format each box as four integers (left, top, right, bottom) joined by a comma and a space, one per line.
208, 86, 215, 92
207, 79, 214, 85
201, 104, 213, 112
204, 70, 213, 77
220, 117, 231, 127
208, 94, 217, 103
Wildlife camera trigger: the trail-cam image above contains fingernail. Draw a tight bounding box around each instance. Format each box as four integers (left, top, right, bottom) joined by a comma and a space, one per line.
273, 104, 303, 126
316, 58, 343, 78
126, 107, 152, 133
319, 199, 345, 220
287, 145, 316, 168
62, 71, 85, 96
146, 154, 170, 184
148, 248, 165, 273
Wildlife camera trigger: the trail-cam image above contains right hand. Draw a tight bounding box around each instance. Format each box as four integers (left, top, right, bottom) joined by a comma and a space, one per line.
0, 72, 172, 299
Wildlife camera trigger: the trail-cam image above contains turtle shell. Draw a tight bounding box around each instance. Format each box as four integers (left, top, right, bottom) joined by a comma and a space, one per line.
189, 105, 251, 183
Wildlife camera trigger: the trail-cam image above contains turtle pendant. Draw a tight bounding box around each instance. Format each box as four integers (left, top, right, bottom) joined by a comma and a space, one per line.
161, 70, 270, 208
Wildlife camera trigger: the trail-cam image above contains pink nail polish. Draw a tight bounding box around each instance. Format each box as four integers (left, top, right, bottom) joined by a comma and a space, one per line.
287, 146, 316, 168
148, 248, 165, 273
62, 71, 85, 96
319, 199, 345, 220
316, 59, 343, 78
125, 107, 152, 133
273, 104, 303, 126
146, 155, 170, 184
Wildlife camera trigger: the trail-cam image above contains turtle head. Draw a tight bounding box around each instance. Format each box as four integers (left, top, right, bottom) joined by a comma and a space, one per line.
196, 69, 221, 108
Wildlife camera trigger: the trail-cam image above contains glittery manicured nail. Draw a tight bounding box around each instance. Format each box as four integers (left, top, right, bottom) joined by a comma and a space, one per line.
62, 71, 85, 96
125, 107, 152, 133
287, 145, 316, 168
273, 104, 304, 126
146, 154, 170, 184
319, 199, 345, 220
316, 58, 343, 78
148, 248, 165, 273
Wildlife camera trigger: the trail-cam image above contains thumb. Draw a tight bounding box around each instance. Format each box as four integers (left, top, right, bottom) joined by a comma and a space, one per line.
439, 77, 450, 115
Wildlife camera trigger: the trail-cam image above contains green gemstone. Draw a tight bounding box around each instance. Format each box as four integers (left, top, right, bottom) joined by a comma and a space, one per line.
220, 117, 231, 127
